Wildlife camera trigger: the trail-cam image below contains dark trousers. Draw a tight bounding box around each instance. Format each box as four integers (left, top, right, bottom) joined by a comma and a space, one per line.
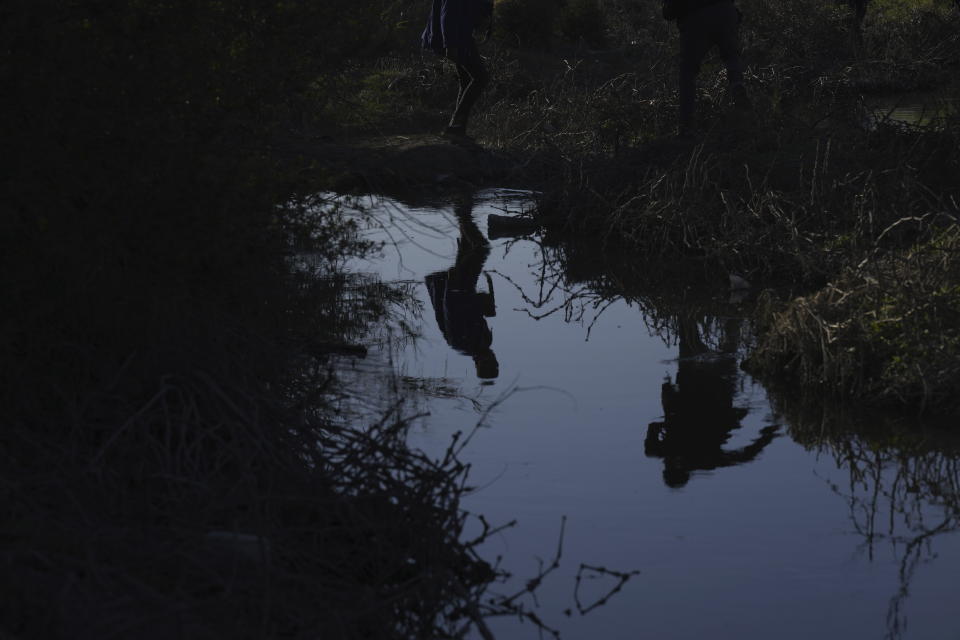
679, 1, 744, 129
445, 40, 488, 129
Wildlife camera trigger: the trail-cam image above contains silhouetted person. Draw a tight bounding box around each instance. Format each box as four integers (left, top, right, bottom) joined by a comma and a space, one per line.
842, 0, 868, 30
422, 0, 493, 142
425, 194, 498, 379
849, 0, 868, 24
663, 0, 750, 135
645, 316, 777, 488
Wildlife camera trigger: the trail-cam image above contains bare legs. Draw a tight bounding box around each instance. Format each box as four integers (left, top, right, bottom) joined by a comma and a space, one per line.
445, 42, 488, 136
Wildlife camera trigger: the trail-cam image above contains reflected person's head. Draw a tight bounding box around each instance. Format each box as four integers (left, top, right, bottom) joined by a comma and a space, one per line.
663, 465, 690, 489
474, 350, 499, 380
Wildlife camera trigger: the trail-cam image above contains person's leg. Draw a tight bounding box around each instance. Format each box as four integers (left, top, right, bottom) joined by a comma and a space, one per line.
679, 16, 713, 133
714, 3, 750, 109
446, 41, 488, 133
450, 57, 472, 128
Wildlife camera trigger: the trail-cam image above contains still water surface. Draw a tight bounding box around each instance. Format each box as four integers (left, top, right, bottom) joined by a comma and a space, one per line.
337, 189, 959, 640
866, 92, 959, 129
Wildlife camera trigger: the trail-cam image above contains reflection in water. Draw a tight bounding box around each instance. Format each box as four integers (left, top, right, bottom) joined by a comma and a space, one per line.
780, 400, 960, 640
833, 440, 960, 640
866, 92, 959, 129
425, 191, 499, 379
645, 316, 779, 487
491, 230, 784, 488
334, 191, 960, 639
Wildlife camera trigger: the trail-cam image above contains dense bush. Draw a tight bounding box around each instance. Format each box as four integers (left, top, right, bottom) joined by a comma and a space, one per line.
558, 0, 609, 47
494, 0, 563, 48
739, 0, 854, 77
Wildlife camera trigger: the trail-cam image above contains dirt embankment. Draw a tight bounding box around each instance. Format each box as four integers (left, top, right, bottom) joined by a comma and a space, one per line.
270, 133, 530, 197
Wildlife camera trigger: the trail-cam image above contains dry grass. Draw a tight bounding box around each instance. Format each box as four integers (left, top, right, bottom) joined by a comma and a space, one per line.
746, 222, 960, 416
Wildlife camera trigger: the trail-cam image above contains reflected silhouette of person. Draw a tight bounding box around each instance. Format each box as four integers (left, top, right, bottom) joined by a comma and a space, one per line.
645, 316, 778, 488
425, 193, 499, 379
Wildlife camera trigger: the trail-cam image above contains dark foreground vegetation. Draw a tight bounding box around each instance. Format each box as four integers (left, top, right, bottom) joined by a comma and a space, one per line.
2, 2, 514, 638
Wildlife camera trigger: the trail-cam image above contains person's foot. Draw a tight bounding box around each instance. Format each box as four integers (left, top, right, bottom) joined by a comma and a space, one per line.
442, 125, 478, 145
731, 84, 752, 111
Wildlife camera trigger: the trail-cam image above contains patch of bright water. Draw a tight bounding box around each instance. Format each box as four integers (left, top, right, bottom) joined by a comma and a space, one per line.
866, 92, 959, 129
328, 189, 960, 640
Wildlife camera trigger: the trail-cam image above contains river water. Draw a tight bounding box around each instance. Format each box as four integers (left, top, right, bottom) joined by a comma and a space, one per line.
332, 189, 960, 640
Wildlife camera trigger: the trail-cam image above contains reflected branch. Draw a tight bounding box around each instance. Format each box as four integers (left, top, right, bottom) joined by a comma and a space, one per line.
782, 401, 960, 640
572, 564, 642, 616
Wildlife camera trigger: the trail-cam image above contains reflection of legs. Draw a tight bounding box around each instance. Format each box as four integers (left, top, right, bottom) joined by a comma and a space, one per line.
450, 221, 489, 292
454, 193, 486, 246
448, 43, 488, 131
675, 315, 740, 424
448, 192, 489, 291
677, 317, 708, 359
720, 317, 741, 354
448, 192, 498, 379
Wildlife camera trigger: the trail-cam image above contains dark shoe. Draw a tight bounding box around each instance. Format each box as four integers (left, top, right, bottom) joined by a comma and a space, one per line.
442, 126, 480, 147
443, 125, 471, 138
